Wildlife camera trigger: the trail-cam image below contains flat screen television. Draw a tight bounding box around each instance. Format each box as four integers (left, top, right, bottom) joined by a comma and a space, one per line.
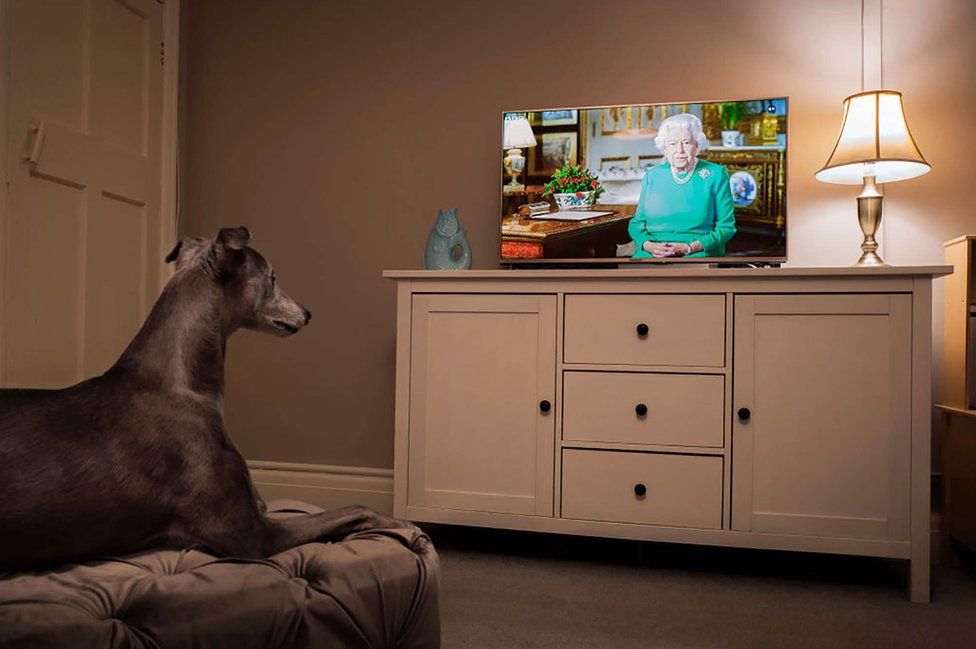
499, 98, 788, 265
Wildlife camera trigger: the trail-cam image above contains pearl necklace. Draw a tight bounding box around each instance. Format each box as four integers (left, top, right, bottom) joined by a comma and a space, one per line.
670, 159, 698, 185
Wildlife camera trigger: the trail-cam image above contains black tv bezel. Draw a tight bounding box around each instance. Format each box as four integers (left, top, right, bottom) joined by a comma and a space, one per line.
498, 96, 790, 267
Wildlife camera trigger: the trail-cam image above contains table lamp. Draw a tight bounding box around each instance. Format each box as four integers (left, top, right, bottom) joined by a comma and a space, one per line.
503, 115, 537, 193
815, 90, 930, 266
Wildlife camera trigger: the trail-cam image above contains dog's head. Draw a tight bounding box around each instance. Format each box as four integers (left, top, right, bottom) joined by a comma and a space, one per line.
165, 227, 311, 337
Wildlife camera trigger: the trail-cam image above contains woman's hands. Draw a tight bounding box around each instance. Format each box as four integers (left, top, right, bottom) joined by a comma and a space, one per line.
642, 240, 702, 258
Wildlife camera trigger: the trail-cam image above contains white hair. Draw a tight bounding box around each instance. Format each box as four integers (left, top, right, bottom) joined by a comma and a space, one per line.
654, 113, 709, 153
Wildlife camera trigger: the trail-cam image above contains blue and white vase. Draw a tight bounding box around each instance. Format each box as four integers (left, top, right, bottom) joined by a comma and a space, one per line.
554, 191, 595, 211
721, 130, 742, 147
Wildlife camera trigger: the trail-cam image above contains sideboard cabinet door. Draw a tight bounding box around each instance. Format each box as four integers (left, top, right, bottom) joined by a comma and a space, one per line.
732, 294, 912, 541
407, 294, 557, 516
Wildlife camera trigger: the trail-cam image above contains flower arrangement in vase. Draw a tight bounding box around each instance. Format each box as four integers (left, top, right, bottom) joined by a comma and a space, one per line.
543, 163, 604, 211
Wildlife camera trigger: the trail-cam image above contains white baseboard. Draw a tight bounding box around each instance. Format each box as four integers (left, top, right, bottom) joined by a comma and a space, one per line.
248, 460, 394, 516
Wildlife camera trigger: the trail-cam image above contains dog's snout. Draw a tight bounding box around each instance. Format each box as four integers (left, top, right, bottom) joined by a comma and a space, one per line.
303, 308, 312, 324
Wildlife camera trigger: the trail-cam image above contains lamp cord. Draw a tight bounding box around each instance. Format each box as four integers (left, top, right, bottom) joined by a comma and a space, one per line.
861, 0, 886, 91
880, 0, 884, 89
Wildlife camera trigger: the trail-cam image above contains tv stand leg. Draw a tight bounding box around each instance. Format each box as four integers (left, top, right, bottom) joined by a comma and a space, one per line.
910, 551, 930, 603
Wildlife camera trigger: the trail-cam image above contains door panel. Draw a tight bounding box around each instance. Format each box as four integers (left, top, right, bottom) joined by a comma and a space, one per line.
408, 294, 557, 515
732, 294, 911, 541
4, 174, 85, 385
91, 0, 152, 155
4, 0, 163, 387
85, 194, 147, 373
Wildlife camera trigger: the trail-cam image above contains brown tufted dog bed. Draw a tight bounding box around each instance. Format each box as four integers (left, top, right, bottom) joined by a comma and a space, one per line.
0, 500, 439, 648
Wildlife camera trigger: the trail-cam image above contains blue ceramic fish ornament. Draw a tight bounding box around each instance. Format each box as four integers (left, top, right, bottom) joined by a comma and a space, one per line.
424, 208, 471, 270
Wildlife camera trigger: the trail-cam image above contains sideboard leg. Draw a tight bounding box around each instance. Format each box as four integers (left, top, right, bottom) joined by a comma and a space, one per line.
910, 552, 931, 603
910, 277, 932, 604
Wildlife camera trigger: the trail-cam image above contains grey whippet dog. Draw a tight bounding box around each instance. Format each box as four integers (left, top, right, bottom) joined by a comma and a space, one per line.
0, 227, 406, 570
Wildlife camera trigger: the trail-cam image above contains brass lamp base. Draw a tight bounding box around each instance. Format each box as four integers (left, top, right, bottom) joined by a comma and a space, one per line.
855, 175, 885, 266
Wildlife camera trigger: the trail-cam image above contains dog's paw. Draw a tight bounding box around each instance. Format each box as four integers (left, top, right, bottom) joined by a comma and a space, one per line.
333, 506, 422, 536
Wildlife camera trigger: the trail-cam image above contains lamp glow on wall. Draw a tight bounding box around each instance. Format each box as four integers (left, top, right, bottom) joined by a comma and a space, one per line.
815, 90, 930, 265
502, 115, 537, 193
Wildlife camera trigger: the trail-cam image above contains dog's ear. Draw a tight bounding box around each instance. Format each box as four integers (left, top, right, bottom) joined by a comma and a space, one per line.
217, 226, 250, 251
164, 240, 183, 263
213, 227, 249, 279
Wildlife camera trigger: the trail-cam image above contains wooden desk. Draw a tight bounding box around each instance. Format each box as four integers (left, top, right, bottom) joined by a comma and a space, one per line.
501, 206, 634, 260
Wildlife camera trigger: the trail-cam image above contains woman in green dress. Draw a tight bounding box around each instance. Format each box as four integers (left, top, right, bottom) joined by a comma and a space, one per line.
628, 113, 736, 259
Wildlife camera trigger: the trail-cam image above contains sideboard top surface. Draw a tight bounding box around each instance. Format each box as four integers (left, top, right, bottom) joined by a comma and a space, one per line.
384, 266, 952, 281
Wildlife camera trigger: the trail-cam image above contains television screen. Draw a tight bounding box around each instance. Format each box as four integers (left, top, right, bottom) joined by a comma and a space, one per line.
500, 98, 788, 264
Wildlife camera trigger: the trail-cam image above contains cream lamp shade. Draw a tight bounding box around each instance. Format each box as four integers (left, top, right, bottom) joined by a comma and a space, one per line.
815, 90, 930, 184
503, 116, 537, 149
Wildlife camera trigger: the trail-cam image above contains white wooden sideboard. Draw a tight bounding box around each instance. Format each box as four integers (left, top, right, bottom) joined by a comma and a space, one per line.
385, 266, 951, 602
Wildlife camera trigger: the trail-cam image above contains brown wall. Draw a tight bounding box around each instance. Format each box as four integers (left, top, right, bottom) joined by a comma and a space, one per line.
180, 0, 976, 469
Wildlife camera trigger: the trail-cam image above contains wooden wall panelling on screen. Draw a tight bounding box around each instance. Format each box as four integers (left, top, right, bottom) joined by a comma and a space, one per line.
1, 0, 178, 388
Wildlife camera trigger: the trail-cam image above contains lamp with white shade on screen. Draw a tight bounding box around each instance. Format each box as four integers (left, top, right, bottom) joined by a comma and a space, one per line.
815, 90, 930, 266
502, 115, 537, 193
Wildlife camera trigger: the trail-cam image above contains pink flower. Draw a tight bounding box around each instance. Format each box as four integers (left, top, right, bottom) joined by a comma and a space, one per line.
576, 191, 584, 198
591, 180, 598, 187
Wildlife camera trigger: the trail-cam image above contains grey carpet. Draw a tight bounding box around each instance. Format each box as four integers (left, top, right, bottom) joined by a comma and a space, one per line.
426, 525, 976, 649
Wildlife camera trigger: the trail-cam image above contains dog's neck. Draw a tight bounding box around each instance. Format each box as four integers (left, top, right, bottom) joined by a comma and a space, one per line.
112, 267, 235, 402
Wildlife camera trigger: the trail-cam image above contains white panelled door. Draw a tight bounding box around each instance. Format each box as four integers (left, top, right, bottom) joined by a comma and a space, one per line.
3, 0, 164, 387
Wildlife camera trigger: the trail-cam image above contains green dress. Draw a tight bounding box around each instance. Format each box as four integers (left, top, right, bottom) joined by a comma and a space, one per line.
627, 159, 736, 258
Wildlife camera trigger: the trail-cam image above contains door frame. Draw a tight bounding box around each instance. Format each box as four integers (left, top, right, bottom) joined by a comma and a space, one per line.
0, 0, 181, 385
0, 0, 9, 385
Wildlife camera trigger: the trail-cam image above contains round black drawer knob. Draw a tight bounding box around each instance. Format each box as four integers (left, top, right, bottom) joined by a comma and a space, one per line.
635, 403, 648, 417
737, 407, 751, 422
540, 400, 551, 413
634, 483, 647, 497
636, 323, 649, 336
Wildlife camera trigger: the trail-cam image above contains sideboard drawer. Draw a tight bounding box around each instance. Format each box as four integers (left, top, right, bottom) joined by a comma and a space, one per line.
561, 449, 723, 529
563, 294, 726, 367
563, 371, 724, 447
